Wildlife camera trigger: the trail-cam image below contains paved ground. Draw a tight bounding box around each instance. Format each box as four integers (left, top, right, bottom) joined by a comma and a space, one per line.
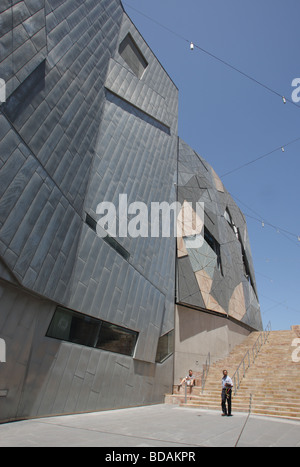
0, 404, 299, 448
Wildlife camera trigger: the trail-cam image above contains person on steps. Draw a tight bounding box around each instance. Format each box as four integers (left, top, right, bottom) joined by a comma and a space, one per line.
178, 369, 195, 393
222, 369, 233, 416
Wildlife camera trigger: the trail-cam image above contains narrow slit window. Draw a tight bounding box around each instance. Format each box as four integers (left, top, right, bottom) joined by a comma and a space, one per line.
204, 227, 223, 275
85, 213, 130, 261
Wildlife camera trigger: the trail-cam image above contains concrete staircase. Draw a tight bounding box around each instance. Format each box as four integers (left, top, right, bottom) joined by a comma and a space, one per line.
165, 329, 300, 420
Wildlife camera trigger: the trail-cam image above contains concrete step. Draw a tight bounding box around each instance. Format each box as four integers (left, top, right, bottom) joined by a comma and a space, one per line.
166, 329, 300, 420
181, 403, 300, 420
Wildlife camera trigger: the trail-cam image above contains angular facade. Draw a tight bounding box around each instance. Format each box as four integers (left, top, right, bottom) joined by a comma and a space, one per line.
174, 140, 262, 382
0, 0, 262, 423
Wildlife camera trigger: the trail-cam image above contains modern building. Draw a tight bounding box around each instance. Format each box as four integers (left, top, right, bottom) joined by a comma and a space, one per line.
175, 139, 262, 383
0, 0, 262, 423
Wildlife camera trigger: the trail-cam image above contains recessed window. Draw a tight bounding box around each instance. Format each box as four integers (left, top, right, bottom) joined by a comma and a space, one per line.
96, 321, 137, 355
239, 238, 257, 294
104, 235, 130, 261
2, 60, 46, 121
85, 213, 130, 261
46, 307, 138, 357
204, 227, 223, 274
224, 208, 233, 227
119, 33, 148, 79
155, 329, 174, 363
224, 208, 239, 238
86, 213, 97, 231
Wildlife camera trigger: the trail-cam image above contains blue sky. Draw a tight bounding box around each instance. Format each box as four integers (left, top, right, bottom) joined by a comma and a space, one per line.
123, 0, 300, 331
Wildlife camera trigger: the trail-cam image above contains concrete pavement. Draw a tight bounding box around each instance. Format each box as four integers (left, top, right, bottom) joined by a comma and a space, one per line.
0, 404, 299, 448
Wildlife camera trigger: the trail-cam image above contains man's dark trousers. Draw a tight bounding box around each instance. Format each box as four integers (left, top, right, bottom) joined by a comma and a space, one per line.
222, 388, 232, 415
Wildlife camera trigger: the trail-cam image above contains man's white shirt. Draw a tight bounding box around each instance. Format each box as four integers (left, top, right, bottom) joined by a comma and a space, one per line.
222, 375, 233, 389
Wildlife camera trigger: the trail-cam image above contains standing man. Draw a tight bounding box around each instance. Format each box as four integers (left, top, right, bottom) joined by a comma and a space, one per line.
222, 370, 233, 416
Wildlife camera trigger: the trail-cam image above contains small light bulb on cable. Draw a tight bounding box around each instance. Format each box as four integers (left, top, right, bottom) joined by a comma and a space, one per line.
262, 221, 265, 228
282, 96, 286, 104
298, 236, 300, 242
190, 42, 194, 51
281, 147, 285, 152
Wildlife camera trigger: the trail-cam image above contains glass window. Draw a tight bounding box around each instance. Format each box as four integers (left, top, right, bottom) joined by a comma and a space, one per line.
155, 330, 174, 363
204, 227, 223, 274
46, 307, 74, 341
86, 213, 97, 231
69, 313, 100, 348
96, 322, 138, 357
119, 34, 148, 79
46, 307, 138, 357
224, 208, 233, 226
85, 213, 130, 261
224, 208, 239, 238
104, 235, 130, 261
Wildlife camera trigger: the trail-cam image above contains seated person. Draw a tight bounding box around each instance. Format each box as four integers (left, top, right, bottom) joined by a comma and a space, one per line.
178, 369, 195, 391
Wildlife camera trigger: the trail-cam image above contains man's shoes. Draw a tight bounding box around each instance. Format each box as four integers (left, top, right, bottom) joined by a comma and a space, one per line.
222, 413, 227, 416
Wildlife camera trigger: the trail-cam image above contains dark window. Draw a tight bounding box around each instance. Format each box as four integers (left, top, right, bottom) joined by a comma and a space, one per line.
119, 34, 148, 79
85, 213, 130, 261
224, 208, 233, 228
224, 209, 258, 297
96, 322, 138, 356
155, 330, 174, 363
1, 61, 46, 121
104, 235, 130, 261
46, 307, 138, 357
86, 213, 97, 231
204, 227, 223, 274
239, 235, 257, 295
233, 226, 257, 296
224, 208, 239, 238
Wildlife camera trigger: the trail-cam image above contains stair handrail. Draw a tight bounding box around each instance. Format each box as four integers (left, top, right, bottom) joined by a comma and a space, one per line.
264, 320, 272, 342
252, 320, 271, 362
201, 352, 211, 394
232, 321, 272, 395
232, 349, 251, 396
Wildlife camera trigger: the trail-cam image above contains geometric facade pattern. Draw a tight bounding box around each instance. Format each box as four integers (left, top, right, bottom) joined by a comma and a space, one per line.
177, 139, 262, 330
0, 0, 262, 422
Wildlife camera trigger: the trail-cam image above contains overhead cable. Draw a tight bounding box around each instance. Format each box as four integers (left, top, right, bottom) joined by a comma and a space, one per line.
123, 2, 300, 109
220, 136, 300, 178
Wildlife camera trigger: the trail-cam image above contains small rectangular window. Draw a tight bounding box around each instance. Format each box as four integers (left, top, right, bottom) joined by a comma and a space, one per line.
155, 330, 174, 363
119, 33, 148, 79
46, 307, 138, 357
